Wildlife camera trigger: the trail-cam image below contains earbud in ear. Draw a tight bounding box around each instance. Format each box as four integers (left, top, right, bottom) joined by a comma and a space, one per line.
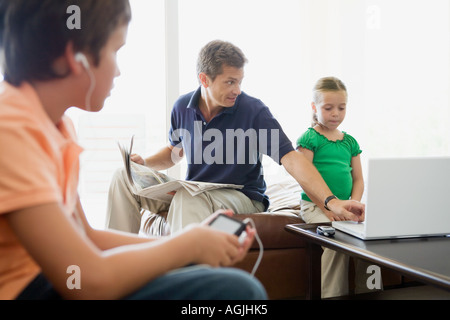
75, 52, 90, 69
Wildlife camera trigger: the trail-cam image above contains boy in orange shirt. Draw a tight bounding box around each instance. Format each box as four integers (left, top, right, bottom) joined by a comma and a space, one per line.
0, 0, 265, 300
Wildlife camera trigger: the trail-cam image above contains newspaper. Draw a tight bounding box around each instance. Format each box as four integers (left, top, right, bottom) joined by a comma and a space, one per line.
118, 136, 244, 203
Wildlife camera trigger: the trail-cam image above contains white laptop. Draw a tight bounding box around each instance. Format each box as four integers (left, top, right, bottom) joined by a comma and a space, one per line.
332, 157, 450, 240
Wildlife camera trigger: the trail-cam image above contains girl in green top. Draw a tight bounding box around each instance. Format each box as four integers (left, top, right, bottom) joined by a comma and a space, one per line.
297, 77, 364, 213
296, 77, 377, 298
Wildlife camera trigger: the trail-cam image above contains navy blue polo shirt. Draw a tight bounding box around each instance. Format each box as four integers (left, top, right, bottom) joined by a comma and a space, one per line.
169, 87, 294, 210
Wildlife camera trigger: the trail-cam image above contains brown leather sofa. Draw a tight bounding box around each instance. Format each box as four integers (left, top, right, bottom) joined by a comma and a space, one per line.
143, 209, 403, 299
140, 175, 403, 299
233, 212, 308, 299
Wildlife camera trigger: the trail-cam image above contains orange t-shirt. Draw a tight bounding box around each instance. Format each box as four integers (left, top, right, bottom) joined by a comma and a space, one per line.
0, 82, 83, 299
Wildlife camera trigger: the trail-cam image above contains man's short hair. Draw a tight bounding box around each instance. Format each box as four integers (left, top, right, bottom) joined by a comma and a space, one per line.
196, 40, 248, 82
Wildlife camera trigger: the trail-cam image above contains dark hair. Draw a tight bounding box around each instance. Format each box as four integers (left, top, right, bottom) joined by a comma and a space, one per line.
0, 0, 131, 86
197, 40, 248, 82
311, 77, 347, 127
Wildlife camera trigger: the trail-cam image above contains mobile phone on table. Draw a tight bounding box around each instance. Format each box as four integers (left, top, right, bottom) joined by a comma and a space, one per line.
317, 225, 335, 237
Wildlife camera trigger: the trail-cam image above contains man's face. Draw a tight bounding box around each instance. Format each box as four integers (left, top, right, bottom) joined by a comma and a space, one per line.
204, 65, 244, 108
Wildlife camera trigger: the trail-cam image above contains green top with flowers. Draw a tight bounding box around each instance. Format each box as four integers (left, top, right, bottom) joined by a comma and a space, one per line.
296, 128, 362, 202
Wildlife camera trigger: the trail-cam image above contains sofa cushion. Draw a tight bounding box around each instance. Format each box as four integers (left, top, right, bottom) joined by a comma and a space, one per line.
265, 172, 302, 214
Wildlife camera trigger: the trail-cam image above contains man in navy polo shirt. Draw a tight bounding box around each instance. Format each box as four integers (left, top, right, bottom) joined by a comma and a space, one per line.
106, 40, 365, 234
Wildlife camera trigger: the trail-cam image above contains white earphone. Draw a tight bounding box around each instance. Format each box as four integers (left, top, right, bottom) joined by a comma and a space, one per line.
74, 52, 95, 111
75, 52, 90, 69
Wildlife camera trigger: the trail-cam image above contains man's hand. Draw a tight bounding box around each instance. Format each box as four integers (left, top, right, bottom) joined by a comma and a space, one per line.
130, 153, 145, 165
326, 199, 365, 222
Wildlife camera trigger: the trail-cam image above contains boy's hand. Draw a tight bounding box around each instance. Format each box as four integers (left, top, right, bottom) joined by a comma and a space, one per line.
196, 209, 256, 265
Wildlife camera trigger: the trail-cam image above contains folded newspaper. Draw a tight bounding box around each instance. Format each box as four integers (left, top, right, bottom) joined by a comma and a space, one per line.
118, 136, 243, 203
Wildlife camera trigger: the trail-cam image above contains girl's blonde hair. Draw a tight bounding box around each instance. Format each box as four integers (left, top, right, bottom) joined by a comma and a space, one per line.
311, 77, 347, 127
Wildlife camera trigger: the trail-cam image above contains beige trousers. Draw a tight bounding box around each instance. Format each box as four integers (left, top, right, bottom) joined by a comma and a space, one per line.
301, 200, 382, 298
105, 168, 264, 234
